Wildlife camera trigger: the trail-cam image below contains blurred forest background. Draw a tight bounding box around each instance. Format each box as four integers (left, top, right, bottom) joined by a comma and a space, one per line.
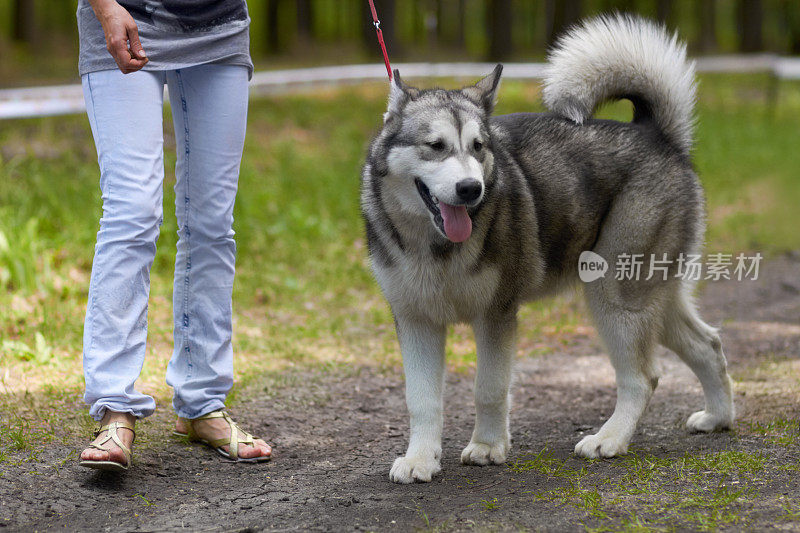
1, 0, 800, 87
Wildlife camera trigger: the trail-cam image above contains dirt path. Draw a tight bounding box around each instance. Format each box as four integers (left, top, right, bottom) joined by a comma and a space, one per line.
2, 253, 799, 532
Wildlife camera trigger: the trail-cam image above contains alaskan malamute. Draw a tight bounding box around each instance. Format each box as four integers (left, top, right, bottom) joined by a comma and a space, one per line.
361, 15, 734, 483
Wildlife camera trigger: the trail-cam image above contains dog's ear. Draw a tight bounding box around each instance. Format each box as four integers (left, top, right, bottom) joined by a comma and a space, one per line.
385, 70, 419, 122
463, 64, 503, 115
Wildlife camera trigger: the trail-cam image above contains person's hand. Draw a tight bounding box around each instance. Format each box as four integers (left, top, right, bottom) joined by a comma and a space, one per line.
90, 0, 148, 74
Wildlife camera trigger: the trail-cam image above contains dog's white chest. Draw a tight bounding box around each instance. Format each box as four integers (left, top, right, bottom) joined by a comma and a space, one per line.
374, 255, 500, 324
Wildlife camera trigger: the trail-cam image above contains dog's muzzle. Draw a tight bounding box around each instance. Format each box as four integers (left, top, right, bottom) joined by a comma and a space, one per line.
414, 177, 477, 243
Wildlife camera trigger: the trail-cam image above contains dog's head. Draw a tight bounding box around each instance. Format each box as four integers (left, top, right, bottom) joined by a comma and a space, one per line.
370, 65, 503, 243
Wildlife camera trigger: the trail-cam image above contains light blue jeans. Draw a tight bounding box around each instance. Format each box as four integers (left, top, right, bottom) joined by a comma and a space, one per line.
81, 64, 249, 421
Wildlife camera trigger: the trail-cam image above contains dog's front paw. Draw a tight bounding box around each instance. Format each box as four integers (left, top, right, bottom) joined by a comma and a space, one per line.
460, 440, 509, 466
389, 454, 441, 484
686, 410, 732, 433
574, 432, 629, 459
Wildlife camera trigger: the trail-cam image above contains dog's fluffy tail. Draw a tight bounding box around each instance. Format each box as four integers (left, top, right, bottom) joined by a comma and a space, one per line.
543, 14, 696, 154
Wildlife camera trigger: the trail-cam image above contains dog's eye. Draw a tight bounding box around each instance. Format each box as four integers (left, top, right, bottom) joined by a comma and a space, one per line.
473, 140, 483, 152
427, 140, 446, 151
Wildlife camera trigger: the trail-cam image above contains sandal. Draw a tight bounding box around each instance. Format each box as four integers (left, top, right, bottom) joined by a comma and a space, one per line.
79, 421, 135, 472
173, 410, 270, 463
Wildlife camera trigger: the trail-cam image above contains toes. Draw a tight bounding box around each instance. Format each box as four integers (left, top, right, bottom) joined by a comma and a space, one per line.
106, 447, 127, 464
574, 433, 628, 459
574, 436, 600, 459
236, 440, 271, 459
81, 446, 126, 463
256, 439, 272, 456
236, 445, 259, 459
255, 445, 271, 457
687, 410, 731, 433
389, 455, 441, 484
461, 441, 509, 466
81, 448, 105, 461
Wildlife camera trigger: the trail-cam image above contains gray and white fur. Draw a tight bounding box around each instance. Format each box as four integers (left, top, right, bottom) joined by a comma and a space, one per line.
360, 14, 734, 484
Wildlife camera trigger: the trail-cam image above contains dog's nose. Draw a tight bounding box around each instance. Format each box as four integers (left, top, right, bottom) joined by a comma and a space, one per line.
455, 179, 483, 203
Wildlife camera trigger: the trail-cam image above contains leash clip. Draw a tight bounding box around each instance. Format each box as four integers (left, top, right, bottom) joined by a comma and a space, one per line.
367, 0, 393, 80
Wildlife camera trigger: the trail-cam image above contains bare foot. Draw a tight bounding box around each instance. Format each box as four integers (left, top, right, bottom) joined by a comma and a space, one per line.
80, 411, 136, 466
175, 412, 271, 460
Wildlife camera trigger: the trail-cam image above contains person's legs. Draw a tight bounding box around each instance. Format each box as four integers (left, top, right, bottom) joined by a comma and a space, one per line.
82, 68, 167, 420
164, 63, 246, 418
164, 64, 268, 459
80, 68, 167, 464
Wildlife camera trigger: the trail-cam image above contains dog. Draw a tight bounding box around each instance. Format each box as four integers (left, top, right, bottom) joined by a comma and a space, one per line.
360, 14, 735, 484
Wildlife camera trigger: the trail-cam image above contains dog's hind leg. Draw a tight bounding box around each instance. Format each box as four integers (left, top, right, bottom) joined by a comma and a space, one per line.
389, 314, 447, 484
575, 283, 660, 458
461, 311, 516, 466
660, 287, 734, 432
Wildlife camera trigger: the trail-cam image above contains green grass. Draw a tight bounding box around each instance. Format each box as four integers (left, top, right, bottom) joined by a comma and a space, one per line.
474, 497, 501, 511
744, 417, 800, 447
505, 445, 800, 532
0, 73, 799, 466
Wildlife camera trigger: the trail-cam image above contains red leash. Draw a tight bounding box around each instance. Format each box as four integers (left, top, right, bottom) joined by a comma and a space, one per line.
367, 0, 393, 80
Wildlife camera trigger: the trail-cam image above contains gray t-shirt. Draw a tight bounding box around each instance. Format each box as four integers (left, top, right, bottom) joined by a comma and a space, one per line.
77, 0, 253, 78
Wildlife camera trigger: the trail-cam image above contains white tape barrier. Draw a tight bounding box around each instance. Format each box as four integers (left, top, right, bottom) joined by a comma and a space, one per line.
248, 62, 548, 95
0, 83, 86, 119
774, 57, 800, 79
0, 63, 548, 120
1, 57, 798, 120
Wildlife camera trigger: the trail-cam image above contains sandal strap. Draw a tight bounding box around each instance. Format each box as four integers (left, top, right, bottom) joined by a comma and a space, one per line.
189, 410, 227, 422
229, 416, 239, 460
96, 421, 136, 436
183, 410, 259, 460
89, 421, 134, 466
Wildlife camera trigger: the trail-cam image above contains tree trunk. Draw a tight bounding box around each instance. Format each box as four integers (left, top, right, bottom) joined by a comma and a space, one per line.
656, 0, 673, 26
696, 0, 717, 54
266, 0, 281, 53
456, 0, 466, 49
435, 0, 444, 41
547, 0, 582, 48
296, 0, 313, 43
362, 0, 397, 59
737, 0, 763, 53
487, 0, 513, 61
603, 0, 635, 14
784, 0, 800, 54
412, 0, 424, 42
425, 0, 438, 47
12, 0, 36, 44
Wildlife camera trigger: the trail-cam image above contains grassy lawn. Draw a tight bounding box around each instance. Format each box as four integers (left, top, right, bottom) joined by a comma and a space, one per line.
0, 73, 798, 528
503, 440, 800, 532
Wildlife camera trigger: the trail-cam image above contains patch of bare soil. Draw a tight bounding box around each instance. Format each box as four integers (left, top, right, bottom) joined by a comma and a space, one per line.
1, 253, 799, 532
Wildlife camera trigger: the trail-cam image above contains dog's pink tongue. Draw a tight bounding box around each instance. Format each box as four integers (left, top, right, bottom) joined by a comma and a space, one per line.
439, 202, 472, 242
